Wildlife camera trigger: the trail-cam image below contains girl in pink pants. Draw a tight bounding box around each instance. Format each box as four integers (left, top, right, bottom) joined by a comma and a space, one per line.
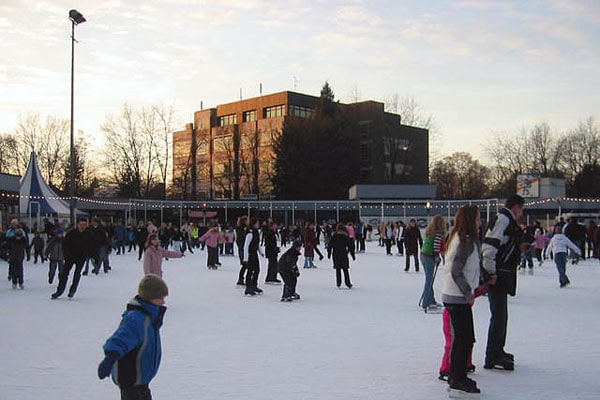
439, 284, 488, 380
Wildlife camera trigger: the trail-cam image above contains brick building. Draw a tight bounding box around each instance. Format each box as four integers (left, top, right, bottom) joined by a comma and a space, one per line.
172, 91, 428, 200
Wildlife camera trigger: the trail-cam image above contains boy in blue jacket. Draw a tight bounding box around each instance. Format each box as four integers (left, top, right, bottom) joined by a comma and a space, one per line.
98, 274, 169, 400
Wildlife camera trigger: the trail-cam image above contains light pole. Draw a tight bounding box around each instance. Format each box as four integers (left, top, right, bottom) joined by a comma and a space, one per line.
69, 9, 86, 226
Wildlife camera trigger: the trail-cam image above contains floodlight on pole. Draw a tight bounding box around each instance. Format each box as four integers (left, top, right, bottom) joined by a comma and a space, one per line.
69, 9, 85, 226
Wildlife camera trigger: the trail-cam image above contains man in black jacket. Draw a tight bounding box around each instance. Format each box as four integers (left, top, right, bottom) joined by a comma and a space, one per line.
564, 217, 587, 263
481, 195, 525, 370
51, 218, 93, 299
264, 221, 281, 284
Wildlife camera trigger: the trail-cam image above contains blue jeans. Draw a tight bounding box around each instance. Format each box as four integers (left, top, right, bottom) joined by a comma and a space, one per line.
49, 260, 64, 282
420, 254, 437, 307
554, 252, 569, 285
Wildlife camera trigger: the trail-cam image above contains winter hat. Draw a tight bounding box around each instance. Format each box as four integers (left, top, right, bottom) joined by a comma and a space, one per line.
138, 274, 169, 302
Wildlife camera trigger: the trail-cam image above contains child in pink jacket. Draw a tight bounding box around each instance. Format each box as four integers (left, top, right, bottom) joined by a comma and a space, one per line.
199, 224, 224, 269
143, 233, 184, 277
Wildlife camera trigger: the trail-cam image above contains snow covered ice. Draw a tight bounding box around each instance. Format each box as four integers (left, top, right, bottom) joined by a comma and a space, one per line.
2, 245, 599, 400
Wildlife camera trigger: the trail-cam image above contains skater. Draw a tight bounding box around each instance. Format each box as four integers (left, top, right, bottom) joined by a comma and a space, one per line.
51, 218, 94, 299
31, 232, 45, 264
441, 205, 483, 397
420, 215, 445, 312
518, 220, 535, 274
45, 229, 65, 284
278, 240, 302, 301
199, 223, 224, 269
327, 224, 355, 289
264, 221, 281, 284
135, 220, 149, 261
564, 217, 586, 263
7, 227, 28, 289
438, 285, 488, 381
98, 274, 169, 400
545, 225, 581, 288
303, 222, 318, 268
482, 195, 525, 371
236, 216, 249, 286
242, 218, 263, 296
403, 219, 423, 272
143, 233, 184, 277
89, 217, 110, 275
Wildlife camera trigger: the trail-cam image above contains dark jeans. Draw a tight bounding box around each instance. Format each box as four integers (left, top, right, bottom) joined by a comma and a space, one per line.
54, 259, 85, 297
93, 246, 110, 273
138, 243, 145, 260
446, 303, 475, 384
266, 255, 279, 281
486, 284, 509, 361
48, 259, 64, 282
280, 270, 297, 298
335, 267, 352, 288
397, 239, 404, 255
120, 384, 152, 400
405, 253, 419, 271
207, 246, 218, 266
384, 239, 393, 255
245, 254, 260, 290
11, 259, 24, 285
356, 234, 365, 252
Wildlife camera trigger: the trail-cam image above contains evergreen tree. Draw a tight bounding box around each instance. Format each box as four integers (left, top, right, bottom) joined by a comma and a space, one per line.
272, 82, 360, 199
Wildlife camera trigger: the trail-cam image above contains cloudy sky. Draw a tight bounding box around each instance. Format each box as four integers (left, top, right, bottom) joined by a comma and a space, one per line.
1, 0, 599, 157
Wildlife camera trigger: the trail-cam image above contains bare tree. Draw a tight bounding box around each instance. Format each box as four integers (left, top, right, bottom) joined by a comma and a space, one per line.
102, 103, 148, 197
12, 114, 70, 187
142, 103, 176, 199
560, 117, 600, 174
0, 134, 19, 174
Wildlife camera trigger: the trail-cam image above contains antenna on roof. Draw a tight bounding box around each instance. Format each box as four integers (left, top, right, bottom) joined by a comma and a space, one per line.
259, 83, 263, 96
240, 88, 242, 100
200, 101, 203, 110
293, 76, 298, 91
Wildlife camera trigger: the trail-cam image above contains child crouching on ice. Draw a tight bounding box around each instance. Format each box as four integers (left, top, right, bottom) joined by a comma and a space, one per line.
98, 274, 169, 400
278, 241, 303, 302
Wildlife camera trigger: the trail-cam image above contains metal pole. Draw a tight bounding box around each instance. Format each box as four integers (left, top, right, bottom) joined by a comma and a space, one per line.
225, 202, 228, 225
336, 202, 339, 223
314, 202, 317, 225
69, 20, 76, 227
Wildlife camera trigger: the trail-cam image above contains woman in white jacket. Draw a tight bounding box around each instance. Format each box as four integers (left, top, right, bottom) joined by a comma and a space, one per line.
441, 205, 482, 398
545, 225, 581, 288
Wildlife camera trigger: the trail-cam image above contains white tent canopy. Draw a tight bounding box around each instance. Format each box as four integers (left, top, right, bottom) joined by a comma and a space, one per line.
19, 152, 72, 216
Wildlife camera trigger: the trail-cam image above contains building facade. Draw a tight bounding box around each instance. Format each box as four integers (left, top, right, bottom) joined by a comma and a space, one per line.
172, 91, 428, 200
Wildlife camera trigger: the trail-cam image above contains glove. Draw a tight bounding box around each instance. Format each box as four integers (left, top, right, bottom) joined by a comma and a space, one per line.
97, 352, 119, 379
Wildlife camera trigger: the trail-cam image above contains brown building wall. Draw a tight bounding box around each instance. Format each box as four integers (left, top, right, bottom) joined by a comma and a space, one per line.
172, 91, 428, 200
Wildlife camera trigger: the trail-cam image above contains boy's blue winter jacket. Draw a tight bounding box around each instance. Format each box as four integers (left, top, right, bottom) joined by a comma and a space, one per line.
103, 296, 166, 388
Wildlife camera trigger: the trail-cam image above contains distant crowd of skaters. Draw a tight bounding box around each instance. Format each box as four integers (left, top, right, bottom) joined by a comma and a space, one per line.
1, 215, 366, 301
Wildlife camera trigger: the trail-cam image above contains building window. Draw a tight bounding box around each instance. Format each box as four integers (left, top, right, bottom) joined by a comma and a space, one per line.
243, 110, 257, 122
263, 104, 286, 118
383, 137, 411, 155
218, 114, 237, 126
289, 105, 314, 118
